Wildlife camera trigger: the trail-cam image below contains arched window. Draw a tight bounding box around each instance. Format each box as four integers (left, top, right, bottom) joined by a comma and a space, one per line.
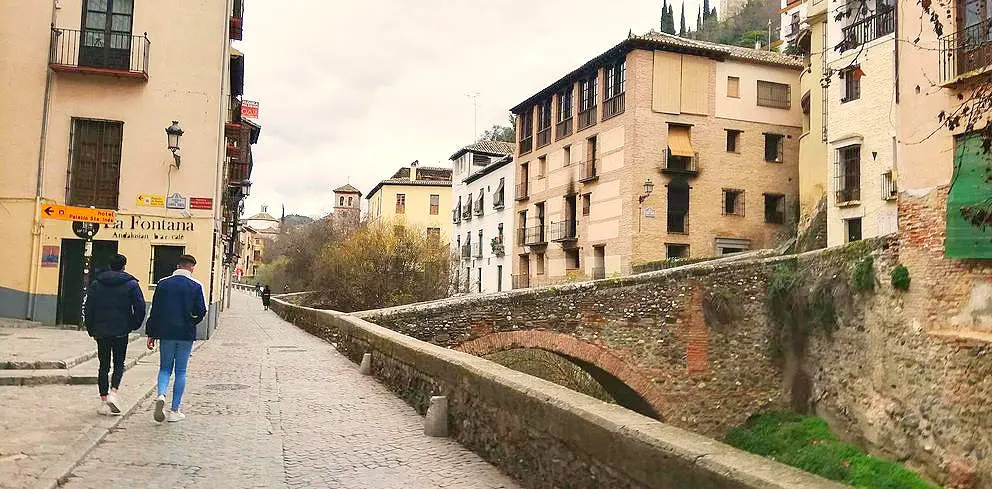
339, 196, 345, 206
348, 196, 353, 206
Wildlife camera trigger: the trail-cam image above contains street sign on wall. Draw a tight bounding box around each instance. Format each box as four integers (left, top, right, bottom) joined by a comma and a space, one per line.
166, 193, 188, 210
137, 194, 165, 207
189, 197, 213, 210
40, 203, 115, 224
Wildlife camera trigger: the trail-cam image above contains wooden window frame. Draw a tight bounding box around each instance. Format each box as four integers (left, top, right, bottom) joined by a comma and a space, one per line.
68, 118, 124, 209
756, 80, 791, 109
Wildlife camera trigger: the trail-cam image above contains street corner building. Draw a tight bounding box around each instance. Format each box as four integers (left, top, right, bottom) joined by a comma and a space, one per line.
0, 0, 260, 326
510, 31, 803, 286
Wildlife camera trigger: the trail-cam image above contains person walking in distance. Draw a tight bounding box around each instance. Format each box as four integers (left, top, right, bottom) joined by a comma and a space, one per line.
146, 255, 206, 423
260, 285, 271, 311
84, 254, 146, 416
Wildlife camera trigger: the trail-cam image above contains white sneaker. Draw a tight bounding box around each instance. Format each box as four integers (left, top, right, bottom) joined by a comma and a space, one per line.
153, 395, 166, 422
106, 392, 121, 414
166, 410, 186, 422
97, 402, 111, 416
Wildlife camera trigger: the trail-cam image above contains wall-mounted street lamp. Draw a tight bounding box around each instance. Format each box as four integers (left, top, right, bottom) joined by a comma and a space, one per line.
638, 178, 654, 204
166, 120, 184, 168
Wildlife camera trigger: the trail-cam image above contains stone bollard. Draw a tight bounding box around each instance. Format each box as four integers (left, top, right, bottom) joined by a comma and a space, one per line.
359, 353, 372, 375
424, 396, 448, 437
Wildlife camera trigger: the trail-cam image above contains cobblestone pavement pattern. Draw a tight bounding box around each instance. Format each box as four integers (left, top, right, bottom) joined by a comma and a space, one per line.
62, 293, 522, 489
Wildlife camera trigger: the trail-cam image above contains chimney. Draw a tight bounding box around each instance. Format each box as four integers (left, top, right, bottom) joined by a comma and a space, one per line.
410, 160, 419, 181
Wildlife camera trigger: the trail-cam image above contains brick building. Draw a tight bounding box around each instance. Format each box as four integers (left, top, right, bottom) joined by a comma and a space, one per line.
510, 31, 803, 286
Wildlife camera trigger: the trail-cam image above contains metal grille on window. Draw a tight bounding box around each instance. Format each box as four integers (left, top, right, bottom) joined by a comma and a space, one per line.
69, 118, 123, 209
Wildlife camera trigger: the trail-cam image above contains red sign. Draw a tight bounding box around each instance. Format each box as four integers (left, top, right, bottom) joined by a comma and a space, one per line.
241, 100, 259, 119
189, 197, 213, 210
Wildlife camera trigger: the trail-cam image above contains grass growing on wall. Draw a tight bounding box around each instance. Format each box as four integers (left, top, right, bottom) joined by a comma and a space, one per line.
725, 412, 940, 489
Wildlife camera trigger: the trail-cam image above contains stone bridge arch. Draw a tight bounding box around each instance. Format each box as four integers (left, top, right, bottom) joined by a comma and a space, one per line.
456, 331, 668, 420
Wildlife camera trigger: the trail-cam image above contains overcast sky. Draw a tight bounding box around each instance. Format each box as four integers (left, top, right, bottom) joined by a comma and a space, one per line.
240, 0, 708, 218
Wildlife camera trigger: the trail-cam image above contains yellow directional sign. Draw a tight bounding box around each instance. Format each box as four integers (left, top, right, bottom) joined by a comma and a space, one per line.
40, 203, 116, 224
136, 194, 165, 207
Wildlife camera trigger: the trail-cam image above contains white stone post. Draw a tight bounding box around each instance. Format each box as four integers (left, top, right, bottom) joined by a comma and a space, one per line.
359, 353, 372, 375
424, 396, 448, 437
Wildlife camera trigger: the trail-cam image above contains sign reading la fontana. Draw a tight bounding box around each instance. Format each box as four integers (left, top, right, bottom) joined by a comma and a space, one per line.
108, 215, 194, 241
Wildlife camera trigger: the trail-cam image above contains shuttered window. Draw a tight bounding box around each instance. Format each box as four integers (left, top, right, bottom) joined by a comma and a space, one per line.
947, 132, 992, 258
757, 80, 791, 109
69, 118, 123, 209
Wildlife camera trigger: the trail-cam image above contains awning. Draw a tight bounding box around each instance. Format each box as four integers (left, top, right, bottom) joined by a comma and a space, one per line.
667, 126, 694, 157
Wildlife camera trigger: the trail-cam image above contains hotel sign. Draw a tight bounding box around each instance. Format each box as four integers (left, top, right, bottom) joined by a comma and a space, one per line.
241, 100, 259, 119
40, 203, 116, 224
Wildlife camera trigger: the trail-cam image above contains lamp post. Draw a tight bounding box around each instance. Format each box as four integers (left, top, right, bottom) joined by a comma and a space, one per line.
638, 178, 654, 232
166, 120, 183, 167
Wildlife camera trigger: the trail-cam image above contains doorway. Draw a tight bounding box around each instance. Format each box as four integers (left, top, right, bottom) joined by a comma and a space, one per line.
57, 239, 119, 326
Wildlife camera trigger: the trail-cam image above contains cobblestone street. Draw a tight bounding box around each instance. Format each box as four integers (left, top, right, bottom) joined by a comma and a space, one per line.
61, 293, 521, 489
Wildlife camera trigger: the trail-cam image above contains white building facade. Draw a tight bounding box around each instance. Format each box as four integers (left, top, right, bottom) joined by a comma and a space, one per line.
450, 141, 515, 294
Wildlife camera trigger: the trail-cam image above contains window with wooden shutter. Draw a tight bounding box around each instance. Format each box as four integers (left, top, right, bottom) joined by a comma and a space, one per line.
947, 132, 992, 258
69, 118, 123, 209
727, 76, 740, 98
757, 80, 791, 108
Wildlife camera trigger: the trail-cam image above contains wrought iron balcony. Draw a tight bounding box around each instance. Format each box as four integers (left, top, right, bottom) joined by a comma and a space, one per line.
556, 118, 573, 140
462, 204, 472, 220
550, 220, 578, 242
515, 182, 529, 201
230, 0, 244, 40
524, 225, 547, 246
661, 150, 699, 175
474, 242, 484, 258
49, 27, 150, 80
452, 208, 461, 224
461, 244, 472, 259
836, 186, 861, 204
474, 198, 484, 216
579, 159, 598, 182
839, 6, 895, 52
939, 17, 992, 83
881, 170, 897, 200
516, 228, 527, 246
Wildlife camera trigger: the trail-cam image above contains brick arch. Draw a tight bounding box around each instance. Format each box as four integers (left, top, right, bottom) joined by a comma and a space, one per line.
456, 331, 669, 420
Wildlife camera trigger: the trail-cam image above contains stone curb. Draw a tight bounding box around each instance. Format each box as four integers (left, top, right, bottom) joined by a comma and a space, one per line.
0, 333, 141, 371
28, 341, 206, 489
0, 337, 153, 386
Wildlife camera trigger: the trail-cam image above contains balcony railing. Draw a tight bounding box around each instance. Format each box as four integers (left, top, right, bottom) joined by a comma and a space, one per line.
550, 220, 578, 242
516, 228, 527, 246
524, 225, 547, 246
537, 127, 552, 148
49, 27, 150, 80
603, 93, 625, 120
579, 159, 598, 182
474, 199, 484, 216
839, 6, 895, 51
520, 136, 533, 155
556, 118, 573, 140
661, 150, 699, 175
493, 192, 505, 209
462, 204, 472, 220
452, 208, 461, 224
939, 17, 992, 83
836, 186, 861, 204
475, 242, 484, 258
515, 182, 529, 201
512, 274, 530, 289
578, 107, 597, 130
461, 244, 472, 259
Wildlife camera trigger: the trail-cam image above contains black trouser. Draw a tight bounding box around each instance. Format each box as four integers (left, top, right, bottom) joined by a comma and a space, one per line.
96, 335, 129, 396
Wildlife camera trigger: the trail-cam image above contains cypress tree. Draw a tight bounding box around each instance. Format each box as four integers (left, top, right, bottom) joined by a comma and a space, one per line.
703, 0, 711, 20
679, 2, 686, 36
665, 5, 676, 33
660, 0, 667, 31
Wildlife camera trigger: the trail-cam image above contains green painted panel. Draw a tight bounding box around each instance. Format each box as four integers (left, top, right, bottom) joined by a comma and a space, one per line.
946, 133, 992, 259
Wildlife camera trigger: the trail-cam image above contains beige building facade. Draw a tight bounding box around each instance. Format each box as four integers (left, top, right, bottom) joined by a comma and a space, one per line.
366, 162, 452, 240
0, 0, 256, 325
511, 32, 802, 286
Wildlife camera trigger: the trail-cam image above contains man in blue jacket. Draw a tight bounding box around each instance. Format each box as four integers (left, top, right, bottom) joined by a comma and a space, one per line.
85, 254, 146, 416
146, 254, 206, 423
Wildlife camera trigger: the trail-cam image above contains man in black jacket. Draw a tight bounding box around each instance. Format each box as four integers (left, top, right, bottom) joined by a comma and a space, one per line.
85, 254, 146, 415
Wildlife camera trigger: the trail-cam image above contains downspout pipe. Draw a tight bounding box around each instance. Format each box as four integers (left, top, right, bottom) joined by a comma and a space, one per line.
27, 2, 60, 320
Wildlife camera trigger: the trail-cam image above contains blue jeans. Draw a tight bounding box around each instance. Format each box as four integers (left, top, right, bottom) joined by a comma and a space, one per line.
157, 340, 193, 411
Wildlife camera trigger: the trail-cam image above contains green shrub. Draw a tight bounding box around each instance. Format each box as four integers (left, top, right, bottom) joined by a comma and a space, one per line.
891, 264, 911, 291
725, 412, 939, 489
852, 255, 875, 292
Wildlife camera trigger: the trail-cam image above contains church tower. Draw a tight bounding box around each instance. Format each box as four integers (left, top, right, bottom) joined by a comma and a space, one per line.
332, 184, 362, 235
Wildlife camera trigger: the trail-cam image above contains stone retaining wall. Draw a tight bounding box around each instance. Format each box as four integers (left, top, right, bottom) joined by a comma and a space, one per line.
270, 298, 847, 489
